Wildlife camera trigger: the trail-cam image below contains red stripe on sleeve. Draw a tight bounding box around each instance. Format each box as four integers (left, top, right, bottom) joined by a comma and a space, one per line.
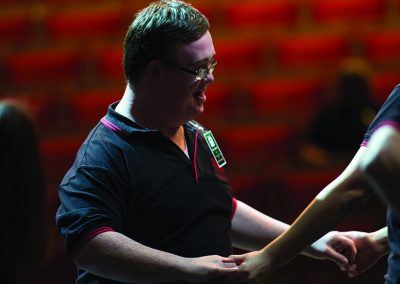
362, 120, 400, 147
231, 198, 238, 220
85, 226, 115, 242
71, 227, 115, 259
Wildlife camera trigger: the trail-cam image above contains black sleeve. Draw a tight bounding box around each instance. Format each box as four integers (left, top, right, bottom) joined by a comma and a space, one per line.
56, 164, 130, 254
55, 126, 134, 255
363, 84, 400, 144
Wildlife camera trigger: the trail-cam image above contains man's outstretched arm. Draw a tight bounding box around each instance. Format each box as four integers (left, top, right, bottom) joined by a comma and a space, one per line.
74, 231, 239, 283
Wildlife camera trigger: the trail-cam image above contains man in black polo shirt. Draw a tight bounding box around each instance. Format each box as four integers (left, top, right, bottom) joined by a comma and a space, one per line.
56, 1, 358, 283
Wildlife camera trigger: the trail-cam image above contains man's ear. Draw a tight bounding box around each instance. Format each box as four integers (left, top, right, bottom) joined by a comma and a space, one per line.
145, 60, 162, 82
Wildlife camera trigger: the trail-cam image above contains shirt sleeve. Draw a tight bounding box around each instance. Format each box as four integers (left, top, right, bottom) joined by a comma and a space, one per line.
56, 164, 130, 255
362, 84, 400, 146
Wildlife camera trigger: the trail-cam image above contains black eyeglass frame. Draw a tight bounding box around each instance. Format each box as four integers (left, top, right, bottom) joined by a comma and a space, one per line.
162, 59, 217, 81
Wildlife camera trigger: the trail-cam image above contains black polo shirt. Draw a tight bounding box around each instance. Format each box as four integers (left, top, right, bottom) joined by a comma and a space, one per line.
362, 85, 400, 284
56, 102, 235, 284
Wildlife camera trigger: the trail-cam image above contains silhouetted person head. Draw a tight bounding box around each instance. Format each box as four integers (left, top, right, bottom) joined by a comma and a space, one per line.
302, 58, 377, 163
335, 57, 374, 109
0, 102, 47, 284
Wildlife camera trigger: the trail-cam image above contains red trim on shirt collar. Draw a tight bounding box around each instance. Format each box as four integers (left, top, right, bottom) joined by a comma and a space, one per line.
100, 116, 123, 134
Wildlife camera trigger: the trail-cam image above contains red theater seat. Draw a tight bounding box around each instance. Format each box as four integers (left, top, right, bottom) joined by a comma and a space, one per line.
229, 172, 287, 218
219, 123, 292, 166
7, 49, 82, 85
0, 0, 26, 3
282, 167, 342, 216
214, 39, 265, 73
363, 29, 400, 64
192, 2, 217, 22
310, 0, 385, 24
371, 71, 400, 104
68, 89, 121, 128
250, 76, 321, 115
0, 13, 32, 44
224, 1, 298, 29
43, 0, 98, 3
46, 8, 125, 41
202, 84, 233, 116
276, 33, 349, 68
97, 47, 124, 81
196, 83, 234, 129
283, 166, 386, 230
40, 135, 85, 174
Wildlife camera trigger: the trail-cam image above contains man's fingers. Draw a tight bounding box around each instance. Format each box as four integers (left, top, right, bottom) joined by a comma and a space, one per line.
221, 258, 237, 263
220, 261, 239, 269
331, 234, 357, 263
347, 264, 358, 277
222, 255, 245, 265
219, 267, 240, 273
327, 248, 349, 266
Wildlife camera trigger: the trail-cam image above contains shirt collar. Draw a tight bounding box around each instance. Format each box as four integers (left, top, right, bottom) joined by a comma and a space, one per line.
102, 102, 202, 136
102, 102, 157, 136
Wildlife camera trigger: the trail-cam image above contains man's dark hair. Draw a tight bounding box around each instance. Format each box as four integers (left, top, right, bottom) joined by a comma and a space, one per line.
123, 0, 209, 86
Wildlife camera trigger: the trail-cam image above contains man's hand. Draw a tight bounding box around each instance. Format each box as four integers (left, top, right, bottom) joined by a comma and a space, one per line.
224, 231, 358, 283
183, 255, 239, 283
302, 231, 357, 266
339, 229, 389, 277
224, 250, 278, 284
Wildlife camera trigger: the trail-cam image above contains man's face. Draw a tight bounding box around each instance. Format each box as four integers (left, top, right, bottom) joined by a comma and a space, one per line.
157, 31, 216, 127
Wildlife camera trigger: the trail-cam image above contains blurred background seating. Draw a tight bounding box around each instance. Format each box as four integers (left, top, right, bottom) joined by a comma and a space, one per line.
310, 0, 386, 25
1, 0, 399, 283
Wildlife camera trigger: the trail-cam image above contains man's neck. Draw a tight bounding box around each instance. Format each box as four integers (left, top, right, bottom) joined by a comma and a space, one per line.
161, 125, 186, 151
116, 85, 159, 129
116, 85, 186, 150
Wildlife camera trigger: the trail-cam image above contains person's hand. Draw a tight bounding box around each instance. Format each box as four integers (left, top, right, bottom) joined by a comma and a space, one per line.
339, 230, 388, 277
224, 250, 278, 284
302, 231, 357, 266
182, 255, 239, 283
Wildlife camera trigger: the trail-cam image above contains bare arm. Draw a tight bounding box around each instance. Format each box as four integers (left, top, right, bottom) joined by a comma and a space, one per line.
262, 147, 372, 260
74, 231, 238, 283
231, 200, 289, 251
360, 125, 400, 215
231, 200, 356, 265
229, 147, 375, 283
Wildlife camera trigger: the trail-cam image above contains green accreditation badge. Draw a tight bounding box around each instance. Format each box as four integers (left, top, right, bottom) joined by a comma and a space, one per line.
204, 130, 227, 168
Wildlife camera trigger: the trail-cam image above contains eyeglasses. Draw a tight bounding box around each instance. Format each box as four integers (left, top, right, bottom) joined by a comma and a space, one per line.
163, 59, 217, 81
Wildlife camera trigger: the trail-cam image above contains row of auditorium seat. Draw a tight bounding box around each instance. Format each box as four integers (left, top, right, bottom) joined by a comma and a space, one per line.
1, 0, 398, 27
1, 0, 400, 46
2, 2, 396, 283
3, 68, 399, 134
3, 29, 400, 90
